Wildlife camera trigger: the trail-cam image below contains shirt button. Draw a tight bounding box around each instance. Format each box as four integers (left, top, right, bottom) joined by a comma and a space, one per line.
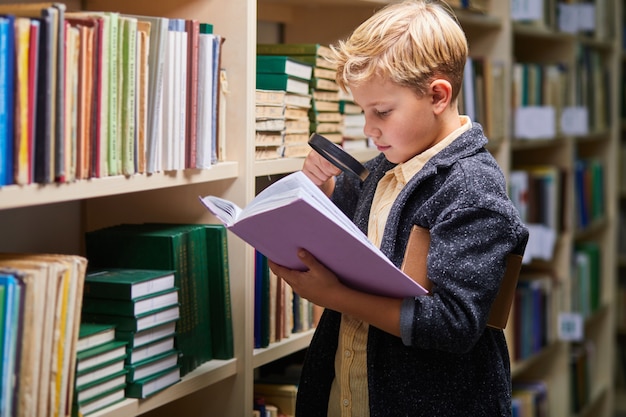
344, 350, 351, 357
343, 399, 349, 407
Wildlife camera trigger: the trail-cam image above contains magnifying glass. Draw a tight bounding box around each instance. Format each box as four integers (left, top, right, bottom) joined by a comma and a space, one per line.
308, 133, 370, 181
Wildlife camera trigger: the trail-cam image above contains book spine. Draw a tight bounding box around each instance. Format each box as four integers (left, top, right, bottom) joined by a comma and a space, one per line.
0, 16, 15, 186
204, 225, 234, 359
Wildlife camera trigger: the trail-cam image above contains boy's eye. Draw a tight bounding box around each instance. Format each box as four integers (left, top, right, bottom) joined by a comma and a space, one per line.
374, 109, 390, 117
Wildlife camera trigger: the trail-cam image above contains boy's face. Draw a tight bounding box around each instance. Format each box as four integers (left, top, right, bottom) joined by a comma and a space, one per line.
351, 75, 453, 164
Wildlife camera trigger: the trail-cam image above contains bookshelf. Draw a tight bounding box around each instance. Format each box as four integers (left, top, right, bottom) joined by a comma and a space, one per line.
0, 1, 620, 417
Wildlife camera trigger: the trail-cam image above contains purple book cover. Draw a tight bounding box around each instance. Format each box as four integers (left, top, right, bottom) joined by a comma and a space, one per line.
201, 176, 428, 298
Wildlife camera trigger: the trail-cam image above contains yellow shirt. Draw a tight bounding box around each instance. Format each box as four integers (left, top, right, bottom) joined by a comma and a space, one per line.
327, 117, 472, 416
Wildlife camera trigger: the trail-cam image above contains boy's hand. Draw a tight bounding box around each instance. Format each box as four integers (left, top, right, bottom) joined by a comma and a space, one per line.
302, 150, 341, 196
268, 249, 345, 309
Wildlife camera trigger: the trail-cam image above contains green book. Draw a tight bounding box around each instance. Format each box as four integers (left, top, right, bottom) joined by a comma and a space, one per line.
257, 55, 313, 81
116, 321, 177, 349
75, 356, 126, 389
126, 335, 175, 365
82, 305, 180, 333
85, 223, 212, 376
83, 268, 176, 300
125, 349, 179, 382
82, 287, 179, 317
256, 73, 310, 95
74, 369, 127, 405
199, 22, 213, 34
203, 225, 234, 359
77, 323, 117, 353
73, 385, 126, 417
76, 340, 128, 374
125, 365, 181, 399
257, 43, 332, 59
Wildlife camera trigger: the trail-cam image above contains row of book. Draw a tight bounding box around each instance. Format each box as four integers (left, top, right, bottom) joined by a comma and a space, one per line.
73, 269, 183, 416
512, 273, 554, 361
0, 3, 225, 187
574, 158, 605, 230
512, 0, 614, 41
0, 253, 87, 417
85, 223, 235, 374
254, 43, 372, 161
512, 380, 548, 417
0, 223, 234, 417
572, 242, 602, 319
254, 252, 322, 349
459, 56, 506, 143
508, 165, 565, 263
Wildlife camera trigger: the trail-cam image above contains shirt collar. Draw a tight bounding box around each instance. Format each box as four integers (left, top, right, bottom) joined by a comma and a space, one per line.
391, 116, 472, 186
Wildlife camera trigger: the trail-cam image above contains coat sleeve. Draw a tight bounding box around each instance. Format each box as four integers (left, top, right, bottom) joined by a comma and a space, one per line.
403, 205, 527, 353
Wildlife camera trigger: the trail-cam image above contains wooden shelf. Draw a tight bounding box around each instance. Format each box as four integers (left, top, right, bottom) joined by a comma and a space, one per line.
253, 330, 315, 369
90, 359, 237, 417
0, 162, 239, 210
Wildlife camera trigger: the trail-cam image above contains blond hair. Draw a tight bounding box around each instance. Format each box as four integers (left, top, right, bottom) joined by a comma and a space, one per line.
331, 0, 468, 100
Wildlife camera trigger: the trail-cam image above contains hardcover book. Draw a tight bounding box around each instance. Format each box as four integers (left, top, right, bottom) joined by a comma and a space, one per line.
83, 269, 176, 300
76, 323, 116, 353
256, 55, 313, 80
200, 171, 428, 298
82, 287, 179, 317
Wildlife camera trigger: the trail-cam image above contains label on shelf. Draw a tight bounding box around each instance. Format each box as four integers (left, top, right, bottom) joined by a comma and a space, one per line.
558, 312, 584, 342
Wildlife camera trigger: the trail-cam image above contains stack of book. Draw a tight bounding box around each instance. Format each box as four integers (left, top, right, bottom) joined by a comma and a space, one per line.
72, 323, 128, 416
85, 223, 235, 373
257, 43, 343, 146
81, 268, 182, 399
255, 55, 313, 160
0, 253, 87, 417
339, 90, 367, 150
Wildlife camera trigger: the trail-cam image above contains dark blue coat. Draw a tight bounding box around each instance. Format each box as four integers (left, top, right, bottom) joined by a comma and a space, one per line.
296, 123, 529, 417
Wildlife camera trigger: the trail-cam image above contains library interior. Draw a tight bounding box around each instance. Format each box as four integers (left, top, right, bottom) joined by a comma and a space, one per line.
0, 0, 626, 416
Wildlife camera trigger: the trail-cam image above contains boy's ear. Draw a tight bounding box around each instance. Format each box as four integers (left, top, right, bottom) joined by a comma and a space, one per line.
430, 79, 453, 114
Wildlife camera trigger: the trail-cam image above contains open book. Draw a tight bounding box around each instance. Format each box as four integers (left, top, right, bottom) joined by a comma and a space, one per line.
199, 171, 427, 298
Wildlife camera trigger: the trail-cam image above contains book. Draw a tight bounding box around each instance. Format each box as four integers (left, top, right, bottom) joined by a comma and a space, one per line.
76, 323, 116, 353
256, 43, 333, 60
256, 73, 310, 96
196, 26, 217, 168
0, 273, 21, 417
125, 349, 179, 382
256, 55, 313, 80
124, 365, 181, 399
135, 20, 150, 174
74, 368, 127, 404
73, 385, 125, 416
200, 171, 428, 298
126, 15, 169, 174
85, 223, 213, 376
116, 320, 176, 349
76, 340, 128, 373
126, 335, 175, 365
83, 269, 176, 300
83, 287, 179, 317
13, 17, 31, 186
0, 253, 87, 417
185, 19, 199, 169
82, 305, 180, 332
0, 15, 15, 187
203, 225, 234, 359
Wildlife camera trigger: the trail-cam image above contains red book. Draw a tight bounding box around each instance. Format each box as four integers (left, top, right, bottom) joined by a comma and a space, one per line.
185, 19, 199, 168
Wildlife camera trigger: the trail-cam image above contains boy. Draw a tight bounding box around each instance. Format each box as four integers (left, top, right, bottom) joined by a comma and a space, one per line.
269, 1, 529, 416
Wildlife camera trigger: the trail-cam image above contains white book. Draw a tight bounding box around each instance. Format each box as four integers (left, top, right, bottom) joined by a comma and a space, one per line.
196, 32, 216, 168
